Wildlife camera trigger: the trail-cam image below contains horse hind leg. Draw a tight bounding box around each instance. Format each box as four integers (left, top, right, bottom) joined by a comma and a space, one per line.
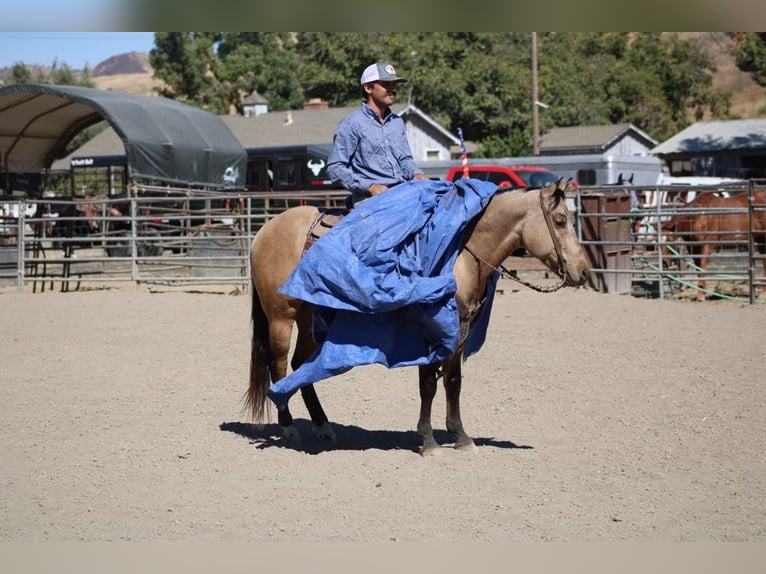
267, 317, 304, 446
293, 306, 336, 442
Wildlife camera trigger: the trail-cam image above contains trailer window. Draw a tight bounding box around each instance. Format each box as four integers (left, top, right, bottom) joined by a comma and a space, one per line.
274, 160, 300, 188
577, 169, 596, 186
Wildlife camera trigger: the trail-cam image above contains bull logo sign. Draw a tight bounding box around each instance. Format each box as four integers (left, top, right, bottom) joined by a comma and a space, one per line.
307, 159, 325, 176
223, 165, 240, 186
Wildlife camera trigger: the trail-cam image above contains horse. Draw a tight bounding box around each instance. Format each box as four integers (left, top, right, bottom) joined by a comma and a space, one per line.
662, 189, 766, 300
244, 180, 591, 455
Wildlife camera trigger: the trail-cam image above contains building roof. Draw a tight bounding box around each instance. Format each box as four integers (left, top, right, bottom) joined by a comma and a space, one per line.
242, 90, 268, 105
651, 118, 766, 155
540, 123, 657, 154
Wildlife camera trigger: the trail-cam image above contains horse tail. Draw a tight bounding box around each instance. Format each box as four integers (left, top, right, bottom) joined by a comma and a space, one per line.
244, 283, 272, 422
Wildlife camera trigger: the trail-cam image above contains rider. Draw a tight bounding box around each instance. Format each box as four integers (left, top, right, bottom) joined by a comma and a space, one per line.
327, 62, 429, 207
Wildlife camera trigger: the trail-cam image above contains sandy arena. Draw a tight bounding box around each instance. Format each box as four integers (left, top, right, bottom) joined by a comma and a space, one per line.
1, 281, 764, 541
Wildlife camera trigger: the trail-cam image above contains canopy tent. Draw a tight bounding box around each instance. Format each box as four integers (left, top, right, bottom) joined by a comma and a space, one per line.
0, 84, 246, 189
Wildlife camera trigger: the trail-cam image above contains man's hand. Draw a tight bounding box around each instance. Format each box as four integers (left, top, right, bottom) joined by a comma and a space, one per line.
413, 173, 430, 181
368, 183, 389, 196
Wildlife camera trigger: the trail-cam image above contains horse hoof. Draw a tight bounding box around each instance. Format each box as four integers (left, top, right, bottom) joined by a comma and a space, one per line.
281, 424, 302, 447
419, 444, 443, 457
313, 421, 337, 442
454, 439, 477, 452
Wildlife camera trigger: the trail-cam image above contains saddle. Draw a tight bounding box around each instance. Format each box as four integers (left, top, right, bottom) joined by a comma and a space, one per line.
303, 208, 348, 255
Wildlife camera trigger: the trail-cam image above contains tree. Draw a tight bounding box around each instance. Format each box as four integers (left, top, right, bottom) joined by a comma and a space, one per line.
10, 62, 33, 84
150, 32, 303, 114
734, 32, 766, 87
4, 58, 94, 87
150, 32, 223, 111
146, 32, 733, 155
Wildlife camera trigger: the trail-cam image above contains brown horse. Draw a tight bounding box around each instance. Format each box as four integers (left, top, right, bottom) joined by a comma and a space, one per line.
245, 180, 590, 455
662, 189, 766, 300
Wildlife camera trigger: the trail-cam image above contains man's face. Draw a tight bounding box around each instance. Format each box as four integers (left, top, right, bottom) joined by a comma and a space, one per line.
366, 80, 400, 106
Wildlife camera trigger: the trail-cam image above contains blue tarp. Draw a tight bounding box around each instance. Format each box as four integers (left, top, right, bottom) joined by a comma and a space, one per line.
267, 178, 501, 407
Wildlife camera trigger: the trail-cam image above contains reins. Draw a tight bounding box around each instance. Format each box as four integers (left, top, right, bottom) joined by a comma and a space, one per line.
464, 185, 568, 294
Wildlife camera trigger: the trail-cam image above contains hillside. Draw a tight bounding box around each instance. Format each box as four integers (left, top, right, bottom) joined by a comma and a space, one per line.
675, 32, 766, 118
90, 51, 163, 96
91, 72, 163, 96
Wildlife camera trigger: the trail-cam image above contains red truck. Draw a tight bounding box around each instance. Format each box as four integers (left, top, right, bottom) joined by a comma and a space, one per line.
445, 164, 573, 189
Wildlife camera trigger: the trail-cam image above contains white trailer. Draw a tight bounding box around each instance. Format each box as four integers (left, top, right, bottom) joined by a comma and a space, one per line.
418, 153, 665, 187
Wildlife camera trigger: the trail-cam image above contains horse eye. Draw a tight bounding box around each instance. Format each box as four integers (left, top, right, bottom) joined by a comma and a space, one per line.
554, 216, 567, 228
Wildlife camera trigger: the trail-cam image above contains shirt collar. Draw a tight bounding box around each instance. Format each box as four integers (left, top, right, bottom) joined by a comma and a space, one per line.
361, 102, 393, 123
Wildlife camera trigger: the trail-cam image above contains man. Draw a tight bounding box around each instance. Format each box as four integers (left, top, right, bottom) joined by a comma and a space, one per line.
327, 62, 429, 206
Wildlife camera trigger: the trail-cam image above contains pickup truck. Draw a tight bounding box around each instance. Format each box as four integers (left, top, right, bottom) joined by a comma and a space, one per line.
445, 164, 570, 189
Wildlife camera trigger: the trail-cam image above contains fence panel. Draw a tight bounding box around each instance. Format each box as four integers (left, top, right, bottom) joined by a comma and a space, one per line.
576, 180, 765, 303
2, 183, 764, 303
2, 187, 346, 293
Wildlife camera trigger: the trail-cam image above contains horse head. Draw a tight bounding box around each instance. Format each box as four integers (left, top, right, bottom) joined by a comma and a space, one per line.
524, 179, 590, 287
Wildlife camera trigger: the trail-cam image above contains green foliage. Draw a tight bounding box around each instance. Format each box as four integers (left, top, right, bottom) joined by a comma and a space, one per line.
4, 59, 94, 87
146, 32, 733, 155
150, 32, 303, 114
734, 32, 766, 88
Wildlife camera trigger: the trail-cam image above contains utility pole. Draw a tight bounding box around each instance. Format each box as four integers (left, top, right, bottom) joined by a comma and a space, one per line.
531, 32, 540, 156
408, 50, 417, 107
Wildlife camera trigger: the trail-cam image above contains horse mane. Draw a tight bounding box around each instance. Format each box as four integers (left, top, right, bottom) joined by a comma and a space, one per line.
479, 180, 569, 229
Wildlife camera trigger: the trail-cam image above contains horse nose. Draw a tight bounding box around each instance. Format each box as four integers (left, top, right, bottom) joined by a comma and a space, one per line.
568, 261, 591, 286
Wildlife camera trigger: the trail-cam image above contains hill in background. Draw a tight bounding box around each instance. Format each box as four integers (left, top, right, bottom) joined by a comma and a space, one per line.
92, 51, 151, 76
90, 52, 162, 96
676, 32, 766, 118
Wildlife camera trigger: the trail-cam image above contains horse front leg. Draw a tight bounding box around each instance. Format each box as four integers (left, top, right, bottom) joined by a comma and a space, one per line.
696, 243, 715, 300
442, 351, 476, 452
417, 363, 442, 456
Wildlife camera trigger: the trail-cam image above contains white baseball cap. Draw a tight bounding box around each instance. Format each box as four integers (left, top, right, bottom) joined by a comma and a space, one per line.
360, 62, 407, 85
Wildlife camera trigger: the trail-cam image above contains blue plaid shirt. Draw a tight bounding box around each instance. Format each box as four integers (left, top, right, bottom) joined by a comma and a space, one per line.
327, 103, 422, 203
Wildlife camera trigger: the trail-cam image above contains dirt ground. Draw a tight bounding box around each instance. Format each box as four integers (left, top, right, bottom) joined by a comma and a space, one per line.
1, 280, 764, 542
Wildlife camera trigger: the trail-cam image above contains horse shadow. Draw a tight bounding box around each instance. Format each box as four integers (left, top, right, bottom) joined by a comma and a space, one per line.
219, 419, 533, 455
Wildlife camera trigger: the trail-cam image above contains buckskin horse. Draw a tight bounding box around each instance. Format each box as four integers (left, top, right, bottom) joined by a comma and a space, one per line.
662, 189, 766, 300
244, 179, 590, 455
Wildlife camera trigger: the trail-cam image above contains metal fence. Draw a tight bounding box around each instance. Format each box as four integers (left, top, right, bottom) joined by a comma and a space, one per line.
576, 180, 766, 303
1, 185, 347, 293
2, 182, 764, 303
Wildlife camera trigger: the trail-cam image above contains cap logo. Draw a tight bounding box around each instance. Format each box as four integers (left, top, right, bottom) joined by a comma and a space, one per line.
384, 64, 396, 75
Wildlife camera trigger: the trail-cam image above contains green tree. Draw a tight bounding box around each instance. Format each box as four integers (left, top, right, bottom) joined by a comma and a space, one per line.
10, 62, 32, 84
216, 32, 303, 112
146, 32, 732, 155
150, 32, 222, 110
734, 32, 766, 87
4, 58, 93, 87
150, 32, 303, 114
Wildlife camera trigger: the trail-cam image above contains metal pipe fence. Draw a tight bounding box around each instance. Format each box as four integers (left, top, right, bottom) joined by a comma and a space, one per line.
575, 180, 766, 303
2, 182, 764, 303
1, 186, 347, 293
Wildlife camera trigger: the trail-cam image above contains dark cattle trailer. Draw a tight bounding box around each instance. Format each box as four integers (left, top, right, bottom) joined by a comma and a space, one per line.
245, 144, 340, 192
244, 144, 346, 210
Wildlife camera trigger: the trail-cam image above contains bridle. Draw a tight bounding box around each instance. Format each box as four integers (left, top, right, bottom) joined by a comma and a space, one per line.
464, 185, 569, 293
